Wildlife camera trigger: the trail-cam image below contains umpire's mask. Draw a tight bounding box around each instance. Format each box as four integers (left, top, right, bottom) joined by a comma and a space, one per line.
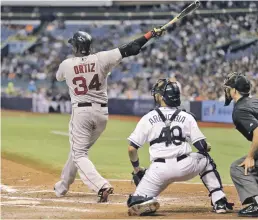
223, 72, 251, 106
151, 79, 181, 107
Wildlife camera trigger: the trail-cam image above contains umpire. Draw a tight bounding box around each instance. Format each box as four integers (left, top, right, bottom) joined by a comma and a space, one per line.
223, 72, 258, 217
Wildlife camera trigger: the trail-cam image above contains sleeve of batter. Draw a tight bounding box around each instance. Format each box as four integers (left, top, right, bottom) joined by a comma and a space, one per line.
189, 115, 206, 144
56, 61, 66, 82
96, 48, 122, 75
127, 116, 150, 148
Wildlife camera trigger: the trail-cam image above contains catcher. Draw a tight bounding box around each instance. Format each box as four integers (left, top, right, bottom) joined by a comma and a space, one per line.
127, 78, 233, 216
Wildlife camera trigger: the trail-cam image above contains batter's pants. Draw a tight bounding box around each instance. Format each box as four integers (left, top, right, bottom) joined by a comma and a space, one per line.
55, 104, 111, 195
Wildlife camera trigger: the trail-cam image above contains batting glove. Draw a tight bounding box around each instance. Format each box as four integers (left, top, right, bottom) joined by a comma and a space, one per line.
151, 27, 166, 38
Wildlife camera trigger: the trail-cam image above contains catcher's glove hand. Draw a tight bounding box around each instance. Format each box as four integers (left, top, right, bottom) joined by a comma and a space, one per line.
151, 27, 166, 38
132, 168, 146, 186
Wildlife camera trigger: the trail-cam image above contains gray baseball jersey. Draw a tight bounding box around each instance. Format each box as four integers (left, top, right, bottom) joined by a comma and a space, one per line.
56, 48, 122, 104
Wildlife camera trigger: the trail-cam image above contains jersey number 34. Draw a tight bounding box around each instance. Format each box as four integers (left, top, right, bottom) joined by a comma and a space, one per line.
72, 74, 101, 95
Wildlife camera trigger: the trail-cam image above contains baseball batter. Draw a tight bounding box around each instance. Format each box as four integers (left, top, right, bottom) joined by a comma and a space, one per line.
127, 79, 234, 216
54, 28, 165, 202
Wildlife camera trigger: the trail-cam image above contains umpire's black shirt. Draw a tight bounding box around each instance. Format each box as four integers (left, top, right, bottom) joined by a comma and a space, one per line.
232, 96, 258, 141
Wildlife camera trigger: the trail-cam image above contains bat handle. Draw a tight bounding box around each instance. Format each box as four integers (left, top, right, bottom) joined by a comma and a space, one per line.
161, 24, 169, 30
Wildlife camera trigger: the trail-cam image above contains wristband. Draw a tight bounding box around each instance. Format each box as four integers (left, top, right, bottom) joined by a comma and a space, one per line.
131, 159, 139, 168
144, 31, 152, 40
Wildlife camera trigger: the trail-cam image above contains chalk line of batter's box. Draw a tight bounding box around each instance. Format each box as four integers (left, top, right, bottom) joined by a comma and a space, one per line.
2, 193, 184, 205
22, 190, 127, 197
51, 130, 125, 140
1, 185, 46, 192
2, 193, 196, 205
19, 190, 183, 201
1, 203, 104, 213
1, 200, 41, 205
1, 195, 125, 205
0, 185, 18, 193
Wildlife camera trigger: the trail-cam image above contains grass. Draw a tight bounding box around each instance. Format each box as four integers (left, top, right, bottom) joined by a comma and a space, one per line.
1, 113, 250, 183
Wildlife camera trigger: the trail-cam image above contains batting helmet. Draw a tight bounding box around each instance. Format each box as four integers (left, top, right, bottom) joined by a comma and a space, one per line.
223, 72, 251, 106
68, 31, 92, 56
151, 79, 181, 107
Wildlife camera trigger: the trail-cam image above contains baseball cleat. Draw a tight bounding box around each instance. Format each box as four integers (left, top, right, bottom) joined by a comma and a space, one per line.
97, 187, 114, 203
128, 198, 160, 216
54, 187, 66, 198
213, 202, 227, 214
238, 203, 258, 217
213, 197, 234, 214
54, 181, 68, 198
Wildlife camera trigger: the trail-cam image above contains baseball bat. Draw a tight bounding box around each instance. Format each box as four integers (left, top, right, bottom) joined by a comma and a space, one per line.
144, 0, 200, 40
162, 0, 200, 30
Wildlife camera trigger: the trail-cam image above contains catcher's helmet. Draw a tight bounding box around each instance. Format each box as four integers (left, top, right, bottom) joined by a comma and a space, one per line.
68, 31, 92, 56
223, 72, 251, 106
151, 79, 181, 107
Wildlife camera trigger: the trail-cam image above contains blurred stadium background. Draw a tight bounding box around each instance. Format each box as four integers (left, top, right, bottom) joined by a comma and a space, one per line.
1, 0, 258, 116
1, 0, 258, 182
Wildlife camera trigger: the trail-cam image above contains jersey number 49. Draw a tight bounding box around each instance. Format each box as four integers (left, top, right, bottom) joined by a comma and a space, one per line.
72, 74, 101, 95
159, 126, 184, 146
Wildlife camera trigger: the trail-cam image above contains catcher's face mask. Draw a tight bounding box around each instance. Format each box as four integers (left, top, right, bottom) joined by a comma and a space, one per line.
151, 79, 167, 106
223, 72, 237, 106
223, 86, 233, 106
151, 79, 181, 107
223, 72, 251, 106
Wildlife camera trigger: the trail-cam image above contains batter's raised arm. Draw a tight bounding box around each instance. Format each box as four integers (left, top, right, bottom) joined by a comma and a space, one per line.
118, 27, 165, 58
96, 27, 163, 74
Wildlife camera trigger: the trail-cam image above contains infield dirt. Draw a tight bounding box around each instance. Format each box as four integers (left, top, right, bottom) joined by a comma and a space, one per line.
2, 157, 243, 219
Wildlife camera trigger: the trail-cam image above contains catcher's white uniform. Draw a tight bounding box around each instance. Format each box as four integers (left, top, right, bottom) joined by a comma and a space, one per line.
55, 49, 122, 195
128, 107, 226, 205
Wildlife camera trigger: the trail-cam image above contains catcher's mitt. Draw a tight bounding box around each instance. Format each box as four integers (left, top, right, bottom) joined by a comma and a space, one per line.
132, 169, 146, 186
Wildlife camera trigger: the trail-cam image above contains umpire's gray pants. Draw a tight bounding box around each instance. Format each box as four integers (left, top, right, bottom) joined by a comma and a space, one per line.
230, 154, 258, 205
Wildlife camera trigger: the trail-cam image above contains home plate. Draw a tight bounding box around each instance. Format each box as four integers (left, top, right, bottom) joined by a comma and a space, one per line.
1, 200, 41, 205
